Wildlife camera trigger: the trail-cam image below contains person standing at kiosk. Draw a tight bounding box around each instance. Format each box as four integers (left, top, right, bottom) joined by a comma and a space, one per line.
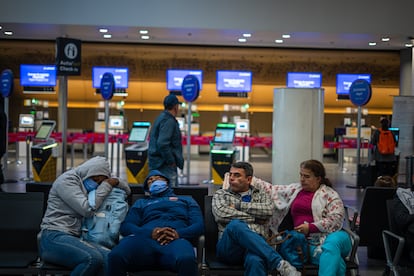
148, 94, 184, 186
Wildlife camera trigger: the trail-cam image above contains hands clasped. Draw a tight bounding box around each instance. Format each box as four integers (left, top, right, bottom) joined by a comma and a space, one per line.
151, 227, 179, 245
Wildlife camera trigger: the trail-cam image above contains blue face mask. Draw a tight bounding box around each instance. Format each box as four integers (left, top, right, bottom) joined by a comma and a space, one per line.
83, 178, 98, 192
149, 180, 168, 195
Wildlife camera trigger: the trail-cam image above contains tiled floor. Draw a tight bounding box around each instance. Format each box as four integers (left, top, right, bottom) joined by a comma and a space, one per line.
1, 149, 387, 275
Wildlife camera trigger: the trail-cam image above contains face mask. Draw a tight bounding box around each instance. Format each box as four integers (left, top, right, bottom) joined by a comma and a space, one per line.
149, 180, 168, 195
83, 178, 98, 192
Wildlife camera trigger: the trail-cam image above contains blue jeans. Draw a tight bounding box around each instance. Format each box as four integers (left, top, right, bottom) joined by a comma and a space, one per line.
39, 229, 110, 276
216, 220, 283, 276
108, 234, 197, 276
310, 230, 352, 276
157, 165, 178, 187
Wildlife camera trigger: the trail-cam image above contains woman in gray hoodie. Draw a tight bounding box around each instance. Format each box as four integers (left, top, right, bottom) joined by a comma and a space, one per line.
39, 156, 130, 275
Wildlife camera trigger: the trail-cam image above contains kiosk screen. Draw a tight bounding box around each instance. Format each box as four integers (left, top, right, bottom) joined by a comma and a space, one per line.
128, 127, 149, 143
214, 127, 236, 144
35, 121, 55, 140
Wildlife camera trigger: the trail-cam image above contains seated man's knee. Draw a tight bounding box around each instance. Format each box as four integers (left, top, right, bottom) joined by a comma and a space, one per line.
227, 219, 247, 232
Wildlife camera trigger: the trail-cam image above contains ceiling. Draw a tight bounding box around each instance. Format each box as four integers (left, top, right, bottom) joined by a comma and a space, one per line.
0, 22, 412, 51
1, 1, 414, 51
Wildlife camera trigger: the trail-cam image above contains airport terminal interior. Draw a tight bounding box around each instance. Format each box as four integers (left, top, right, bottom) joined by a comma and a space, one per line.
2, 1, 414, 274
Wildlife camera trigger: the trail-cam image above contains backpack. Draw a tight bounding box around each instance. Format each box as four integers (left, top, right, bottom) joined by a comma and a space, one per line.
82, 187, 129, 249
377, 129, 395, 155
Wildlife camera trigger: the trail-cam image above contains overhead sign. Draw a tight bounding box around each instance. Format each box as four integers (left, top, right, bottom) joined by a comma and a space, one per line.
349, 79, 372, 106
100, 72, 115, 100
0, 69, 13, 97
55, 37, 82, 76
181, 74, 200, 102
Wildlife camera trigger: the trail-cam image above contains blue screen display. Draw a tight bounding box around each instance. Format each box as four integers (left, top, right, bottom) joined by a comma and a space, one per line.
166, 69, 203, 91
20, 64, 57, 87
287, 72, 322, 88
216, 71, 252, 92
336, 74, 371, 95
92, 67, 129, 88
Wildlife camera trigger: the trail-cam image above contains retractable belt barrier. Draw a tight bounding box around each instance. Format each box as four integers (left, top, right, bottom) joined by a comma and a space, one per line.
9, 132, 372, 149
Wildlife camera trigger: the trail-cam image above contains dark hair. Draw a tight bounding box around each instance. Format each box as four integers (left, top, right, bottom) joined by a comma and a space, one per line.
380, 118, 389, 131
375, 175, 396, 188
231, 162, 254, 177
300, 159, 333, 187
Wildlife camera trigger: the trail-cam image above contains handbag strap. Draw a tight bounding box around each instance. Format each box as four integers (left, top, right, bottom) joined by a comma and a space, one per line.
266, 230, 292, 246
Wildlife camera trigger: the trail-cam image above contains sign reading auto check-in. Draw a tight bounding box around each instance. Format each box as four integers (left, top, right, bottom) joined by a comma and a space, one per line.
55, 37, 82, 76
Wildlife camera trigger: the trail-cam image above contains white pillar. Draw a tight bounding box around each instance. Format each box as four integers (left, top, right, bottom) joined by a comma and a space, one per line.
272, 88, 324, 185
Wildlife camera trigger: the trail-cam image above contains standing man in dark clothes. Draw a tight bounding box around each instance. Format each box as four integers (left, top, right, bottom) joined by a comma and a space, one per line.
148, 94, 184, 186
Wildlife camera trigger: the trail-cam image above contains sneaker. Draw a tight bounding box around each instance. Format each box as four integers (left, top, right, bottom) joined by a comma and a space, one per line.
277, 260, 301, 276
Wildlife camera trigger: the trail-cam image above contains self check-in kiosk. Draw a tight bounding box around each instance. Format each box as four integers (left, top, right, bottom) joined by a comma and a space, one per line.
124, 122, 151, 184
31, 120, 58, 182
210, 123, 237, 185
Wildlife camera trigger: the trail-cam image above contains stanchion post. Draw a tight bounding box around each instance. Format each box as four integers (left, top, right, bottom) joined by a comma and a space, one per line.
405, 155, 414, 187
70, 143, 75, 168
25, 135, 31, 180
116, 137, 121, 177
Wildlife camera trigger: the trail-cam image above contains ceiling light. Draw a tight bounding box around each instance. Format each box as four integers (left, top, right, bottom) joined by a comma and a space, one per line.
141, 35, 150, 40
381, 37, 390, 42
0, 26, 2, 30
368, 42, 376, 46
103, 34, 112, 39
405, 43, 413, 47
242, 33, 251, 38
238, 38, 247, 43
282, 34, 291, 39
139, 30, 149, 34
4, 31, 13, 36
275, 39, 283, 43
99, 28, 108, 33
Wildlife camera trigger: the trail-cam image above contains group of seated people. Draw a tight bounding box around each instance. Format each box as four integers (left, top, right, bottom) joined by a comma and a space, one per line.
39, 156, 356, 276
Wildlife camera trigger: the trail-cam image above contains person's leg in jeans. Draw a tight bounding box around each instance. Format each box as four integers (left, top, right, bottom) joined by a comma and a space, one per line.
318, 230, 352, 276
158, 238, 198, 276
108, 235, 157, 275
40, 230, 108, 276
216, 219, 283, 274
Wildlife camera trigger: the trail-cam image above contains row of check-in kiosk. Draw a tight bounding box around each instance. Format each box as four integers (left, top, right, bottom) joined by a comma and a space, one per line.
21, 117, 239, 185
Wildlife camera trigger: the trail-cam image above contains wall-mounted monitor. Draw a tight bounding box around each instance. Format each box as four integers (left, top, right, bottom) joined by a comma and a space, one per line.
287, 72, 322, 88
336, 73, 371, 98
235, 119, 250, 133
166, 69, 203, 91
389, 127, 400, 147
92, 67, 129, 89
19, 114, 35, 128
176, 117, 185, 131
20, 64, 57, 87
108, 115, 124, 130
216, 70, 252, 93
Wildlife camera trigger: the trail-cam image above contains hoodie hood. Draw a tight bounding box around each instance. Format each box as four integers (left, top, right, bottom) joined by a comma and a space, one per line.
74, 156, 111, 181
143, 170, 170, 192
